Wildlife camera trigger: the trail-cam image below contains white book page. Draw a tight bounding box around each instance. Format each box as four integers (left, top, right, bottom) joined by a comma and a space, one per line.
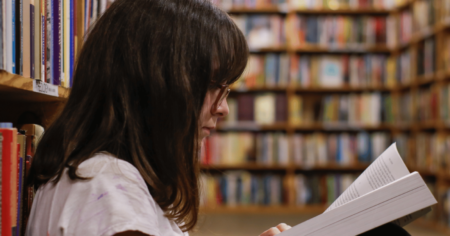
325, 143, 410, 212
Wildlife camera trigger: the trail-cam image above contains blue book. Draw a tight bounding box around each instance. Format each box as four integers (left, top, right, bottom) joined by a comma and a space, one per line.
69, 0, 74, 86
16, 157, 24, 236
263, 175, 270, 205
336, 136, 342, 163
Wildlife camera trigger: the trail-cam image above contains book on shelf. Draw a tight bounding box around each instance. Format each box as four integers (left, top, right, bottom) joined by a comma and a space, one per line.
201, 131, 391, 167
289, 54, 388, 88
287, 15, 389, 48
278, 143, 437, 236
412, 0, 435, 32
289, 0, 395, 10
0, 123, 44, 236
212, 0, 288, 12
230, 14, 285, 50
235, 53, 289, 89
223, 93, 287, 125
289, 92, 390, 126
399, 10, 412, 45
0, 0, 114, 86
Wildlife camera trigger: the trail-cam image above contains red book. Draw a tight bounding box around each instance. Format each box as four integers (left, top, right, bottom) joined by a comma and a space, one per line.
0, 128, 18, 236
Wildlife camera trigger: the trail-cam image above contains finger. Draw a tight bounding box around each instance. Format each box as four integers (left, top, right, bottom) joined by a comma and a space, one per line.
259, 227, 281, 236
276, 223, 292, 232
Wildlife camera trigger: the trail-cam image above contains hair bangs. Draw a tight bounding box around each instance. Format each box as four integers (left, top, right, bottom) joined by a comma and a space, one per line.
211, 13, 249, 86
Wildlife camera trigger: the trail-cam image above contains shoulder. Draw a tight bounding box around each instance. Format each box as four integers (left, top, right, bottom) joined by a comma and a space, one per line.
47, 153, 162, 235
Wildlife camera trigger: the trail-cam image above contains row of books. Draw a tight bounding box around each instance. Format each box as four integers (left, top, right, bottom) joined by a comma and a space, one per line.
287, 15, 390, 47
289, 92, 388, 126
232, 52, 416, 90
0, 0, 114, 86
200, 172, 284, 207
231, 15, 286, 50
412, 0, 436, 32
389, 49, 412, 86
200, 131, 391, 166
290, 54, 389, 88
225, 93, 287, 124
417, 86, 439, 122
440, 83, 450, 123
289, 0, 396, 10
235, 54, 289, 89
200, 172, 359, 207
223, 89, 450, 126
0, 123, 41, 236
416, 38, 436, 76
212, 0, 396, 11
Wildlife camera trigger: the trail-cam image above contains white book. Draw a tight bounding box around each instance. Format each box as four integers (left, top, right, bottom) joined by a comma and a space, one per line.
279, 143, 437, 236
320, 56, 343, 87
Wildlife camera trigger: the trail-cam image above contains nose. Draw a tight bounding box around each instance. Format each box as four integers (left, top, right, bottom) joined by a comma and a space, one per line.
214, 98, 229, 117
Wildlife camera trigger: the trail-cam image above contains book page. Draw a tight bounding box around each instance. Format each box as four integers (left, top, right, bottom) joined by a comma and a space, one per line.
325, 143, 409, 212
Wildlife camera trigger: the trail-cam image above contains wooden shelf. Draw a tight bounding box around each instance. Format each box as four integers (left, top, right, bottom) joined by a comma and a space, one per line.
416, 73, 437, 86
293, 123, 402, 131
295, 164, 369, 171
201, 164, 288, 171
0, 70, 70, 102
294, 86, 392, 93
200, 164, 368, 172
293, 8, 391, 15
228, 7, 287, 14
217, 122, 287, 131
231, 86, 287, 92
291, 45, 391, 53
249, 46, 288, 53
199, 205, 325, 214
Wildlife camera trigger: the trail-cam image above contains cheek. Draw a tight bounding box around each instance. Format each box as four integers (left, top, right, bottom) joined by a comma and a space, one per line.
200, 93, 212, 124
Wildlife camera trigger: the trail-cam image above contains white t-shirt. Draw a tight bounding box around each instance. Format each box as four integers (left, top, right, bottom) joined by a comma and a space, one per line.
26, 153, 188, 236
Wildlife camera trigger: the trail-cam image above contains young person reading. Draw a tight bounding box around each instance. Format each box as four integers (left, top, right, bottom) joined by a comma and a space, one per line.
24, 0, 289, 235
24, 0, 411, 235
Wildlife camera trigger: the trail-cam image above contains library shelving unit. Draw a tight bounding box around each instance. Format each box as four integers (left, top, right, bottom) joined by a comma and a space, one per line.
200, 0, 450, 235
3, 0, 450, 234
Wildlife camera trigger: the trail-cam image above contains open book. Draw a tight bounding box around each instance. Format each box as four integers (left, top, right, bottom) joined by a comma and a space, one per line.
279, 143, 437, 236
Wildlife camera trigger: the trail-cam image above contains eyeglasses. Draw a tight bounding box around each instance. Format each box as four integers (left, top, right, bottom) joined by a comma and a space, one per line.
210, 84, 230, 114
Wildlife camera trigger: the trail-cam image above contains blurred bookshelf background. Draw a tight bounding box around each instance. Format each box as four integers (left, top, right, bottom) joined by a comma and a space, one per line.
2, 0, 450, 235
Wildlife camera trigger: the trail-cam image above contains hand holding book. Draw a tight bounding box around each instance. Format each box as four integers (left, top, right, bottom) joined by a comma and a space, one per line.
277, 143, 437, 236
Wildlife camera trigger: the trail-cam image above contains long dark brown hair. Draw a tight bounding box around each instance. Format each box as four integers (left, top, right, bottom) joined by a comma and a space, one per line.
28, 0, 248, 231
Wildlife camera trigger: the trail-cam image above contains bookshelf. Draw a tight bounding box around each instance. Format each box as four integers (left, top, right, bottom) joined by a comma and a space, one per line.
202, 1, 450, 234
2, 0, 450, 234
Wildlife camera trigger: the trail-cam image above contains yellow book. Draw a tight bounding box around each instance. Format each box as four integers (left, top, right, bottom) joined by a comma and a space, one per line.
289, 95, 303, 126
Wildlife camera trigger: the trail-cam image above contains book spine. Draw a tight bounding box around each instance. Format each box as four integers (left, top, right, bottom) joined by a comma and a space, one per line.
46, 0, 51, 83
52, 0, 60, 85
70, 0, 74, 87
0, 0, 3, 70
31, 0, 35, 79
0, 129, 16, 236
40, 0, 45, 81
60, 0, 64, 87
12, 0, 15, 73
19, 0, 23, 76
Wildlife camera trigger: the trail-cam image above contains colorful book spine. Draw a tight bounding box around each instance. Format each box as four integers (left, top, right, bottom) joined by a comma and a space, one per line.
45, 0, 51, 83
41, 0, 46, 81
12, 0, 16, 73
0, 128, 18, 236
70, 0, 74, 86
31, 0, 35, 79
52, 0, 60, 85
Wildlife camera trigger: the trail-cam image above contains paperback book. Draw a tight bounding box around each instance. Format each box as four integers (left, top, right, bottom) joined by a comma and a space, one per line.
279, 143, 437, 236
